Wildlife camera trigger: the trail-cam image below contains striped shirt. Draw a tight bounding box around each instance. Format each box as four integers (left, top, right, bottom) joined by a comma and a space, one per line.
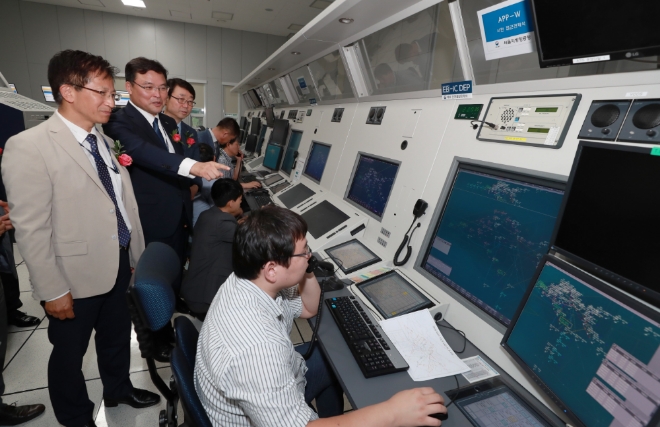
194, 273, 317, 427
217, 148, 234, 179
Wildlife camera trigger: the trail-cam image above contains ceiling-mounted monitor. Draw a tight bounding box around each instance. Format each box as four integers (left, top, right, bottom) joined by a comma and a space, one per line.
248, 89, 262, 108
530, 0, 660, 68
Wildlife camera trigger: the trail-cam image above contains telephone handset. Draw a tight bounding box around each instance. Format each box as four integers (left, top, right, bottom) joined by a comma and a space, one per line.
393, 199, 428, 266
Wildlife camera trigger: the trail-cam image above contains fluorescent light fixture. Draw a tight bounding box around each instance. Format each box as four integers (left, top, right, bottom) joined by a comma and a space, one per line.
212, 11, 233, 21
121, 0, 145, 7
170, 10, 191, 19
310, 0, 333, 10
288, 24, 304, 32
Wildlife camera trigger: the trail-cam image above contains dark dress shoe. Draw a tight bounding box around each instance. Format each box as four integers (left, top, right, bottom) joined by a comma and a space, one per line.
8, 311, 41, 328
0, 402, 46, 425
80, 420, 97, 427
152, 343, 172, 363
104, 388, 160, 409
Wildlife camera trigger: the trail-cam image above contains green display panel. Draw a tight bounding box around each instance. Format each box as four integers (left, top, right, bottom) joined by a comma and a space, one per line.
454, 104, 483, 120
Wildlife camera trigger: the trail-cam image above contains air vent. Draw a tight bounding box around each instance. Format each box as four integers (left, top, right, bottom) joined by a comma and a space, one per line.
331, 108, 345, 123
366, 106, 386, 125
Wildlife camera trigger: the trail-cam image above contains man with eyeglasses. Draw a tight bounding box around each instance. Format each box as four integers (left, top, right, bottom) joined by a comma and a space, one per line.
3, 50, 159, 427
104, 58, 230, 358
195, 205, 446, 427
163, 78, 198, 158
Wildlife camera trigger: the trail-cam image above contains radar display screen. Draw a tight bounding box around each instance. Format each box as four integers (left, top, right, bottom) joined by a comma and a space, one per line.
303, 142, 331, 183
325, 239, 381, 274
421, 165, 564, 326
503, 255, 660, 427
357, 271, 433, 319
345, 153, 400, 219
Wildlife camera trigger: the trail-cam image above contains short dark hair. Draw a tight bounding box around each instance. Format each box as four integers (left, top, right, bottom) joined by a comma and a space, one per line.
394, 43, 413, 63
198, 143, 214, 163
167, 78, 195, 99
216, 117, 240, 137
233, 205, 307, 280
125, 57, 168, 83
211, 178, 243, 209
374, 63, 394, 79
48, 50, 118, 105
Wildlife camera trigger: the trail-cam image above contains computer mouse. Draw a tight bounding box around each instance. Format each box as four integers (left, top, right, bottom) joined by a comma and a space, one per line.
429, 412, 448, 421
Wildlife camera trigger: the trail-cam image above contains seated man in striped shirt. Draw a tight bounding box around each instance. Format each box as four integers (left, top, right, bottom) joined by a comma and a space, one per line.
194, 205, 446, 427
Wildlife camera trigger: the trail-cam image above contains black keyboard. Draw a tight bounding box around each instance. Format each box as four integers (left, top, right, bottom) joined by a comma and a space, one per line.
240, 174, 256, 183
326, 296, 409, 378
245, 191, 273, 211
253, 194, 272, 207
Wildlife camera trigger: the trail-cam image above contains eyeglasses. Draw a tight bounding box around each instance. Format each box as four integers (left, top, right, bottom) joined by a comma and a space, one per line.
291, 244, 312, 258
132, 81, 168, 93
72, 84, 120, 101
170, 95, 196, 107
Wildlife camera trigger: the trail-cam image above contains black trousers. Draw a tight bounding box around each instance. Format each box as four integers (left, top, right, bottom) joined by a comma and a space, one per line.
46, 249, 133, 427
0, 272, 22, 315
0, 279, 8, 405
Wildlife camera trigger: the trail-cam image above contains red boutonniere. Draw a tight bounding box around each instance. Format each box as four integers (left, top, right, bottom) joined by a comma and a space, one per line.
185, 132, 195, 147
170, 129, 182, 143
0, 148, 3, 156
113, 140, 133, 167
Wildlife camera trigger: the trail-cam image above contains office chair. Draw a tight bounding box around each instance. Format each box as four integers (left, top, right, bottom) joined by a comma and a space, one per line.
171, 317, 212, 427
126, 242, 180, 427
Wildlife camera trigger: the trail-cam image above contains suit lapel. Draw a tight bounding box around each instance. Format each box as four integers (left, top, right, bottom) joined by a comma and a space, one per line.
50, 116, 110, 200
160, 113, 183, 155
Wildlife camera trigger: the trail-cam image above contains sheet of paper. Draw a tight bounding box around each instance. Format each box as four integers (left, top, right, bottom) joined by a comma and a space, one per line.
379, 310, 470, 381
461, 355, 500, 383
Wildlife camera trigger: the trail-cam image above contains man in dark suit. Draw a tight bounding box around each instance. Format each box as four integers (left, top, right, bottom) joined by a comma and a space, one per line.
196, 117, 241, 160
181, 178, 243, 319
103, 58, 228, 294
163, 78, 198, 159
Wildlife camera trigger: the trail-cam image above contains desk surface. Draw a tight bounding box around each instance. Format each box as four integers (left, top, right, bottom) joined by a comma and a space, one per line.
313, 288, 565, 427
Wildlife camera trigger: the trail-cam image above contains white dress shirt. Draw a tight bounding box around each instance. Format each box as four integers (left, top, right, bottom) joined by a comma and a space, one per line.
128, 101, 197, 177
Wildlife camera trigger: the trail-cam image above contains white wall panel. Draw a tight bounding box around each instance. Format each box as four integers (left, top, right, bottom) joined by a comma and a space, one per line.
57, 7, 87, 52
155, 20, 186, 78
184, 23, 207, 81
221, 28, 242, 83
84, 10, 106, 58
102, 13, 130, 71
241, 32, 268, 79
127, 16, 156, 60
206, 27, 223, 79
0, 0, 28, 64
20, 1, 61, 65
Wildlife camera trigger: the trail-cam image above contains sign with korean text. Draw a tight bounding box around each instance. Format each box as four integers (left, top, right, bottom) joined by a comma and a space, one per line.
478, 0, 536, 61
441, 80, 473, 100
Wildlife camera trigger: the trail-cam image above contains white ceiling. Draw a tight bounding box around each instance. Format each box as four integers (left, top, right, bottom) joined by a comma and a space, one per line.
23, 0, 332, 36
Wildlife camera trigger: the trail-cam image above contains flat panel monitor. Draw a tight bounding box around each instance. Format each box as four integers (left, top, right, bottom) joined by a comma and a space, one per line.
240, 116, 248, 131
345, 153, 399, 220
245, 134, 258, 153
530, 0, 660, 68
278, 184, 315, 209
270, 119, 289, 146
281, 130, 303, 175
255, 125, 268, 153
502, 254, 660, 427
248, 89, 262, 107
41, 86, 55, 103
356, 271, 434, 319
303, 141, 331, 184
301, 200, 350, 239
419, 163, 565, 326
250, 117, 261, 135
263, 144, 283, 171
550, 142, 660, 306
115, 90, 129, 106
265, 107, 275, 127
325, 239, 381, 274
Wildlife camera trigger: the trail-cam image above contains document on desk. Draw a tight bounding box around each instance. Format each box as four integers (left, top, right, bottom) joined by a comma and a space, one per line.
379, 310, 470, 381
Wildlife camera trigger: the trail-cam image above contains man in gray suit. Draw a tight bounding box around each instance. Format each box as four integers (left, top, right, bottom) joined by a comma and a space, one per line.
3, 50, 158, 427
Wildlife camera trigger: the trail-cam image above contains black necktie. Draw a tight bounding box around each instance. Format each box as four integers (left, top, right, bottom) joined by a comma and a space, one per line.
153, 118, 168, 150
86, 134, 131, 249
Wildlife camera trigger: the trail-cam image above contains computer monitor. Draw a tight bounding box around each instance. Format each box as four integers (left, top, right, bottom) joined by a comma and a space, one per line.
263, 144, 283, 171
250, 117, 261, 136
255, 125, 268, 153
303, 141, 331, 184
551, 141, 660, 307
281, 130, 303, 175
41, 86, 55, 103
325, 239, 381, 274
300, 200, 350, 239
418, 162, 565, 326
115, 90, 129, 106
265, 107, 275, 127
240, 116, 248, 131
270, 119, 289, 146
245, 134, 258, 153
502, 254, 660, 427
248, 89, 262, 108
344, 153, 400, 220
278, 184, 315, 209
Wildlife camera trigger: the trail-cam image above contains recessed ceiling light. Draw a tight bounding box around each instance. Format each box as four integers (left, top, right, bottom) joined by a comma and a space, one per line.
212, 11, 233, 21
310, 0, 333, 10
338, 18, 353, 24
265, 8, 273, 12
291, 51, 301, 55
288, 24, 304, 32
170, 10, 191, 19
121, 0, 145, 7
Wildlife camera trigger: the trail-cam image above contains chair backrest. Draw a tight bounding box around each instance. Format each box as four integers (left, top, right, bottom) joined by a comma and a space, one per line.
171, 346, 213, 427
174, 316, 199, 368
127, 242, 179, 359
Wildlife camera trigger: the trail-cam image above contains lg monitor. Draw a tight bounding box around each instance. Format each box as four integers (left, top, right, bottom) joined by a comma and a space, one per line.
263, 144, 283, 171
270, 119, 289, 146
265, 107, 275, 128
245, 134, 258, 153
417, 162, 565, 326
551, 141, 660, 306
255, 125, 268, 154
502, 254, 660, 427
41, 86, 55, 103
344, 153, 400, 220
530, 0, 660, 67
250, 117, 261, 136
239, 116, 248, 131
303, 141, 331, 184
281, 130, 303, 175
